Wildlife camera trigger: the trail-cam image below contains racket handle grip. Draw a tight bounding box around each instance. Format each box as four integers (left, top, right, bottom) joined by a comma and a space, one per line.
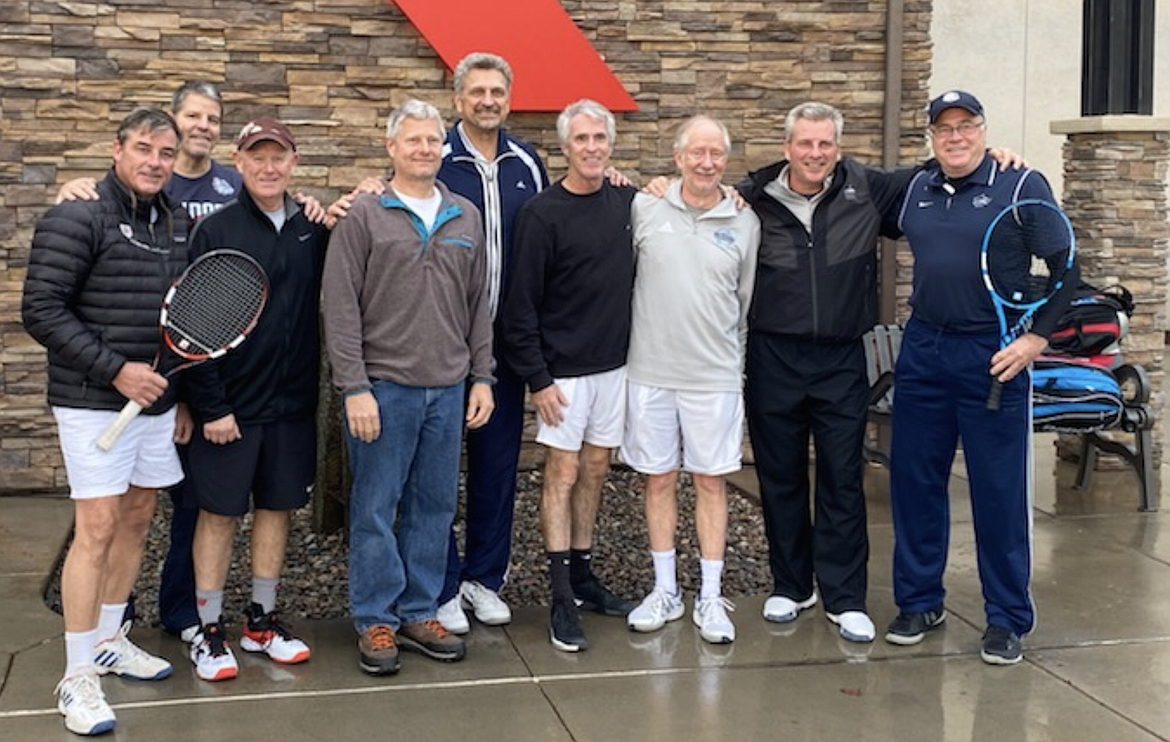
95, 400, 145, 451
986, 378, 1004, 412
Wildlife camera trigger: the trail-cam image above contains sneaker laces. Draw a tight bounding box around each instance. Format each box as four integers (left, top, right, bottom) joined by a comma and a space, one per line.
55, 673, 106, 711
203, 626, 230, 657
419, 618, 450, 639
105, 627, 154, 664
698, 596, 736, 619
648, 586, 679, 611
252, 610, 295, 641
367, 625, 396, 651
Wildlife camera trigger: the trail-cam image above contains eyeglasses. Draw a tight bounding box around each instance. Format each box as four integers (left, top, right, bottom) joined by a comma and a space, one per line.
929, 120, 984, 139
683, 148, 728, 163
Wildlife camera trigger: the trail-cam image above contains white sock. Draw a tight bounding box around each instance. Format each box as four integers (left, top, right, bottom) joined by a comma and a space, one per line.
699, 558, 724, 600
651, 549, 677, 595
65, 628, 99, 676
97, 603, 127, 642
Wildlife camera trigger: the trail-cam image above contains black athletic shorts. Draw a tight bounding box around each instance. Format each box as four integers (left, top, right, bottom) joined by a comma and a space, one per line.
187, 418, 316, 517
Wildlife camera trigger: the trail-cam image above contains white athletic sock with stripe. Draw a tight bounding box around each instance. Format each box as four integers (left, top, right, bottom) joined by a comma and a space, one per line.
65, 628, 99, 676
97, 603, 127, 642
651, 549, 678, 595
700, 558, 724, 600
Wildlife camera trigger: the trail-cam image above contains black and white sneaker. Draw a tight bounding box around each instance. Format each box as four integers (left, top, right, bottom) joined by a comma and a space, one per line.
572, 574, 636, 617
549, 598, 588, 652
980, 625, 1023, 665
884, 608, 947, 646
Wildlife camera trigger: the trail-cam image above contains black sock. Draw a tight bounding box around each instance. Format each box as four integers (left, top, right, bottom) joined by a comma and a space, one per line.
569, 548, 592, 586
548, 551, 574, 602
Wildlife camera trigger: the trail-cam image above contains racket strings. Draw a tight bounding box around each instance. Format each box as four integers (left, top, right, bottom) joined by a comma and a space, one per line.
987, 203, 1074, 306
165, 255, 266, 356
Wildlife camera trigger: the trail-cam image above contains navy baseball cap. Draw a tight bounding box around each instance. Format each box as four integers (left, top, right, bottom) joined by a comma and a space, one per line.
928, 90, 985, 123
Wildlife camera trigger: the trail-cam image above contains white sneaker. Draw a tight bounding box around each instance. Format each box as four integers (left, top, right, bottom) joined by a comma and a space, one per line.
240, 607, 311, 664
627, 587, 685, 633
437, 595, 471, 635
189, 624, 239, 682
762, 593, 818, 623
827, 611, 876, 643
693, 596, 736, 644
55, 672, 116, 736
460, 580, 512, 625
179, 625, 200, 644
93, 621, 173, 680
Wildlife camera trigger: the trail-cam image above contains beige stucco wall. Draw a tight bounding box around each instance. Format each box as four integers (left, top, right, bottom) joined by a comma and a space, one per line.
931, 1, 1170, 198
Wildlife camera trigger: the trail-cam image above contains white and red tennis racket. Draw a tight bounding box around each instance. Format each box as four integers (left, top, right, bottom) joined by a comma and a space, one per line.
95, 249, 269, 451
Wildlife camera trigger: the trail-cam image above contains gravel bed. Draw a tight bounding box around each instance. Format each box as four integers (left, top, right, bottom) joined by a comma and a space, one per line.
47, 466, 773, 624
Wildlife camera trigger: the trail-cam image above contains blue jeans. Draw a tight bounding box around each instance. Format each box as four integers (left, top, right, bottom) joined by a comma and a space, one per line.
347, 380, 464, 633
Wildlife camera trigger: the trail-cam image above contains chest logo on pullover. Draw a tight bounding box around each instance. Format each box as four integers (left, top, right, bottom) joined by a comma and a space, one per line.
655, 222, 675, 234
714, 227, 738, 250
515, 181, 528, 190
973, 194, 993, 209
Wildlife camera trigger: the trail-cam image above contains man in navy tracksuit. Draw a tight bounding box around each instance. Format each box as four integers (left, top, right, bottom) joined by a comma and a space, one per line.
435, 53, 550, 632
883, 91, 1078, 664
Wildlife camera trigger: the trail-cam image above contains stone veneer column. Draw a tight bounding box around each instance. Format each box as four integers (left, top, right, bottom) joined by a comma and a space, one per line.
1051, 116, 1170, 467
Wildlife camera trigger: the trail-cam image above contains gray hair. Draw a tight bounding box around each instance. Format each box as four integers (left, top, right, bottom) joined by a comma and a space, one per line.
117, 108, 181, 144
385, 99, 446, 140
171, 80, 225, 117
672, 115, 731, 154
784, 101, 844, 143
452, 52, 513, 95
556, 99, 615, 146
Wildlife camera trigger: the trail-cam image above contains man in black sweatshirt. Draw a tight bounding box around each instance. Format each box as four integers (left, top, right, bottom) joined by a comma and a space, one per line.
502, 98, 637, 653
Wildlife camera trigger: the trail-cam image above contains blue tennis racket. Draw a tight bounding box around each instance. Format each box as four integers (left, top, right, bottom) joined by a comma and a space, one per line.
980, 198, 1076, 411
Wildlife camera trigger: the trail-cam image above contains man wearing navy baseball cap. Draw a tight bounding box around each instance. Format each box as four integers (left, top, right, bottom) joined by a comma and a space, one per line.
927, 89, 985, 123
882, 91, 1078, 665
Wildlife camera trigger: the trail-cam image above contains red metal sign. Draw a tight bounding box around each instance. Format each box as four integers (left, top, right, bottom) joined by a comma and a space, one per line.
389, 0, 638, 112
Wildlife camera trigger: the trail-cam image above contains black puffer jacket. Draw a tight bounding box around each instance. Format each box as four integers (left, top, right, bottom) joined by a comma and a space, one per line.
22, 169, 190, 412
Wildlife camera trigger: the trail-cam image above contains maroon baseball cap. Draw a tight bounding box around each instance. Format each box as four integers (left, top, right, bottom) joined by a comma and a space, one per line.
236, 116, 296, 151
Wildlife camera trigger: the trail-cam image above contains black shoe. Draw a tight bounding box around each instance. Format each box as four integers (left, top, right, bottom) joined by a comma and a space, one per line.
572, 574, 636, 617
884, 607, 947, 646
980, 625, 1022, 665
549, 598, 588, 652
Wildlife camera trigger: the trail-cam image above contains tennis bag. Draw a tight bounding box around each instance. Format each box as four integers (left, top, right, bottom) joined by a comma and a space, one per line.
1031, 357, 1124, 432
1047, 281, 1134, 357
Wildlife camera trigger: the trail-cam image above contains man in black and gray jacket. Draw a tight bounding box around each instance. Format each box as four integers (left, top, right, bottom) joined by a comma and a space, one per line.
22, 107, 190, 736
740, 101, 1019, 646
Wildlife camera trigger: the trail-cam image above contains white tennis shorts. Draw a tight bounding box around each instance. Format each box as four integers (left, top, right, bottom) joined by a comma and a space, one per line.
620, 382, 743, 476
53, 406, 183, 499
535, 366, 627, 452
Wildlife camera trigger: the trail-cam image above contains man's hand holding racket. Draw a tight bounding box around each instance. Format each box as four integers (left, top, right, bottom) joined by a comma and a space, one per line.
981, 198, 1076, 411
95, 249, 268, 451
111, 361, 169, 410
989, 332, 1048, 385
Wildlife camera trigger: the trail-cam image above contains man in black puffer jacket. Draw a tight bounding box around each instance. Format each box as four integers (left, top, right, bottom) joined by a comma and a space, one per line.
22, 107, 190, 737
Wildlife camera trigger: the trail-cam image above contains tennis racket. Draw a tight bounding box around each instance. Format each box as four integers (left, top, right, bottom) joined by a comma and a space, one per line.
95, 249, 269, 451
981, 198, 1076, 411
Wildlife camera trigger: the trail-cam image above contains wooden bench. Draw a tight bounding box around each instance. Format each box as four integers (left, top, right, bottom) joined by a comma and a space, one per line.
862, 323, 1159, 512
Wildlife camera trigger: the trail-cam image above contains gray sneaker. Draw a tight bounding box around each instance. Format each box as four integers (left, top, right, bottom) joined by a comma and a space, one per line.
980, 625, 1023, 665
398, 619, 466, 662
358, 624, 399, 675
884, 608, 947, 646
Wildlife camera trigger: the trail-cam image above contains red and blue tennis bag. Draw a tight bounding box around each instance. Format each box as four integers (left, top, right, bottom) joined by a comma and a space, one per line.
1046, 281, 1133, 359
1031, 357, 1124, 432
